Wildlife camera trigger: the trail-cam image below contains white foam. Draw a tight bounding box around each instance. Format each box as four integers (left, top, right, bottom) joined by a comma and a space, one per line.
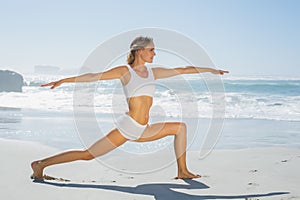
1, 74, 299, 121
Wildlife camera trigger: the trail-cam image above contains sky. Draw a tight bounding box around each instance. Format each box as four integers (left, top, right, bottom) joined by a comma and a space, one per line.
0, 0, 299, 77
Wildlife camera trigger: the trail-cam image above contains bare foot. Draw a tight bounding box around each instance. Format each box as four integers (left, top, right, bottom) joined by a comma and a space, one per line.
31, 161, 44, 180
175, 170, 201, 179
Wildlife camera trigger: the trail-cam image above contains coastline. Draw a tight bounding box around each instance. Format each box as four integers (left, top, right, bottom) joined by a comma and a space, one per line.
1, 107, 299, 151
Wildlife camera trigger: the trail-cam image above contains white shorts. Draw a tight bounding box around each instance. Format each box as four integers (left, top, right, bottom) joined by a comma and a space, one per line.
115, 114, 147, 140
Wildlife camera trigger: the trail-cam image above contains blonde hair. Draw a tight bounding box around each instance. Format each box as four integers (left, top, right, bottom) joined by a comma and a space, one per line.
127, 36, 153, 65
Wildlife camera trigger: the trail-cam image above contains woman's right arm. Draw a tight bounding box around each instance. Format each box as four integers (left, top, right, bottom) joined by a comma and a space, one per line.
41, 66, 127, 89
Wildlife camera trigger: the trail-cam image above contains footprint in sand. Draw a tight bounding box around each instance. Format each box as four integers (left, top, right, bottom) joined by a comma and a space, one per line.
201, 175, 210, 178
249, 169, 258, 173
248, 182, 259, 187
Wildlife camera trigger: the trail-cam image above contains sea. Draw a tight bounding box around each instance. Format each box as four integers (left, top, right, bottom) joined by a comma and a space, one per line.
0, 73, 300, 154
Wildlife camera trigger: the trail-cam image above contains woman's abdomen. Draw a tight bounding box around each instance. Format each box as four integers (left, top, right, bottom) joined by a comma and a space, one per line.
127, 96, 153, 125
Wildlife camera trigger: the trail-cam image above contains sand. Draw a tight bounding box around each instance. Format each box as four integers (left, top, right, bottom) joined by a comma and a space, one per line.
1, 138, 299, 200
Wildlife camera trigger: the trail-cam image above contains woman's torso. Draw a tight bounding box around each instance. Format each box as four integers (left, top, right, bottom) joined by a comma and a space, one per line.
121, 65, 155, 125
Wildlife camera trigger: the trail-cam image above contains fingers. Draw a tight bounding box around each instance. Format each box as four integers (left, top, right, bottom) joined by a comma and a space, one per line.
40, 81, 60, 89
40, 82, 54, 87
212, 69, 229, 75
218, 70, 229, 75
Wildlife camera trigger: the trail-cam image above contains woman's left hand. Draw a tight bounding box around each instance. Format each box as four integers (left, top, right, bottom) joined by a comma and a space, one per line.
212, 69, 229, 75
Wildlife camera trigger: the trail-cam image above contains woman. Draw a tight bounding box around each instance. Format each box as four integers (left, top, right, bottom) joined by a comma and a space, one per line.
31, 36, 228, 180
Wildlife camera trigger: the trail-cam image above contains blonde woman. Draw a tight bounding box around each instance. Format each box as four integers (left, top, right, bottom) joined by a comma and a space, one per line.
31, 36, 228, 180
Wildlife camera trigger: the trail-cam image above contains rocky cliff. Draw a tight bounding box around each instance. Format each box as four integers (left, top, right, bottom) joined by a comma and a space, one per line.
0, 70, 24, 92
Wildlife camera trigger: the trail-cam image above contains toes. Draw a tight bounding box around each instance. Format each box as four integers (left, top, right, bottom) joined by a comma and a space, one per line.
195, 174, 201, 178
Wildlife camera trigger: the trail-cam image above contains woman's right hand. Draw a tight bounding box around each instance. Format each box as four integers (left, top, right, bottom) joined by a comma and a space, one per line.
41, 80, 63, 89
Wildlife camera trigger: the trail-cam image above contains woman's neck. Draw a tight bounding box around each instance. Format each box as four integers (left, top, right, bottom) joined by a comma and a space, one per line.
131, 61, 146, 70
132, 56, 146, 67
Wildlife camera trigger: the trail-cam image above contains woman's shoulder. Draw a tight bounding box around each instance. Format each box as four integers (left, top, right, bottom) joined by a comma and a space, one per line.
111, 65, 130, 73
100, 65, 129, 77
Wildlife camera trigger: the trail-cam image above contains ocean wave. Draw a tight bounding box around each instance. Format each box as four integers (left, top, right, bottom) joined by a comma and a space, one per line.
0, 74, 299, 121
223, 75, 300, 81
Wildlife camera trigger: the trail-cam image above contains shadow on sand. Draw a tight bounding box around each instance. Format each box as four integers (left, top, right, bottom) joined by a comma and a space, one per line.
34, 178, 289, 199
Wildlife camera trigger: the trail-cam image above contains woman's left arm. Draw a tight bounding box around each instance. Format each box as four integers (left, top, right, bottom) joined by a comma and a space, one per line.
152, 66, 229, 79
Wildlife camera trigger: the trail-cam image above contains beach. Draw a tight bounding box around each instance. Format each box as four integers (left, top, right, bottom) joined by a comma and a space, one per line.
1, 0, 300, 198
0, 75, 300, 199
2, 0, 300, 198
1, 138, 299, 200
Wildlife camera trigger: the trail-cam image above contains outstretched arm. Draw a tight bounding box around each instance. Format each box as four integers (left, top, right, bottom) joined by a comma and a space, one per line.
41, 66, 127, 89
152, 66, 229, 79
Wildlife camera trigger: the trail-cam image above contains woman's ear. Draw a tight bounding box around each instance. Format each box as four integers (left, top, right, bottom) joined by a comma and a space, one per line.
136, 48, 144, 56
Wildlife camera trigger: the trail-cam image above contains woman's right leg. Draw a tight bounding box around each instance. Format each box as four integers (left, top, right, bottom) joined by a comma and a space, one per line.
31, 128, 128, 179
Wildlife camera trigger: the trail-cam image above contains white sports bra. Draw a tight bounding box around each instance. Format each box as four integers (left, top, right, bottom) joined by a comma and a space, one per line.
123, 65, 155, 98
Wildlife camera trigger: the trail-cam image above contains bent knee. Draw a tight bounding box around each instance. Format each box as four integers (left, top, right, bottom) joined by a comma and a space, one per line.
180, 122, 187, 130
173, 122, 187, 135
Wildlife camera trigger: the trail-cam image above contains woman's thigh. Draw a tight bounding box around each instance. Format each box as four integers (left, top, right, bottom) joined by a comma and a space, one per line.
135, 122, 185, 142
88, 128, 128, 157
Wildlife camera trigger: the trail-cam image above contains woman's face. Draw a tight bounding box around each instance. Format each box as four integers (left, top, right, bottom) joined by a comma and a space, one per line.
138, 42, 156, 63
